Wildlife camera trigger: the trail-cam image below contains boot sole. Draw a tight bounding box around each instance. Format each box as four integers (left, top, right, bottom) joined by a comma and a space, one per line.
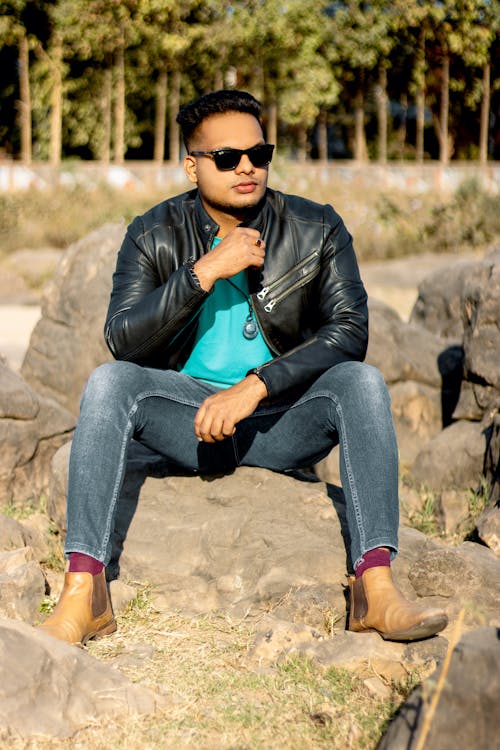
349, 613, 448, 642
81, 618, 118, 646
378, 614, 448, 642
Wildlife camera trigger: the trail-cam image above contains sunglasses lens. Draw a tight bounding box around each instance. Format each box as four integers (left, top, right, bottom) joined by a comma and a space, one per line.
213, 151, 240, 170
250, 144, 274, 167
212, 145, 275, 170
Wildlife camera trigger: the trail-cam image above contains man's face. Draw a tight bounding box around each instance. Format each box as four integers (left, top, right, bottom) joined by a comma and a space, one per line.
184, 112, 269, 224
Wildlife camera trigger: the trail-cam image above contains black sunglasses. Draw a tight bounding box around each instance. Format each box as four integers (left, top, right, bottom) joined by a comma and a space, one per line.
189, 143, 275, 171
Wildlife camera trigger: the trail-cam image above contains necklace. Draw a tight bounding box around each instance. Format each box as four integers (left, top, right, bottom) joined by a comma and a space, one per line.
225, 278, 259, 340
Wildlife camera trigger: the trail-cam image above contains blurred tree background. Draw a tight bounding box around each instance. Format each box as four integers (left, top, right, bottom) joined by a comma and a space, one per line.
0, 0, 499, 165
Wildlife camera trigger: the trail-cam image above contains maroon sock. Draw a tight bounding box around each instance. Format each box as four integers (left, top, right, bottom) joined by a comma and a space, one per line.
354, 547, 391, 579
68, 552, 104, 576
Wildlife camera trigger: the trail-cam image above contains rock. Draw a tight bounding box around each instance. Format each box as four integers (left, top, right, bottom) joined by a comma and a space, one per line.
438, 489, 470, 536
109, 579, 138, 614
461, 248, 500, 390
21, 223, 124, 415
286, 630, 408, 682
0, 617, 164, 739
47, 455, 500, 636
366, 300, 447, 388
483, 413, 499, 505
408, 542, 500, 624
409, 258, 478, 339
377, 626, 500, 750
248, 618, 324, 669
0, 362, 75, 507
389, 380, 443, 465
17, 512, 53, 562
476, 504, 500, 557
0, 547, 46, 623
411, 420, 487, 491
0, 515, 28, 551
47, 439, 71, 532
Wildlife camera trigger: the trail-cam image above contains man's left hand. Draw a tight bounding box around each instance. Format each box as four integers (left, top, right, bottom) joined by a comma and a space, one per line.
194, 375, 268, 443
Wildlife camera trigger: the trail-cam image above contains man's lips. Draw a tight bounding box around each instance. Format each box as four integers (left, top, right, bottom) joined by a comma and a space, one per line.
234, 182, 258, 194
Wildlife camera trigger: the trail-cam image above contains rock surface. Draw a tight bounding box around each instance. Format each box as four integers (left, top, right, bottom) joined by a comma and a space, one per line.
21, 223, 122, 414
0, 617, 164, 739
377, 626, 500, 750
0, 361, 75, 506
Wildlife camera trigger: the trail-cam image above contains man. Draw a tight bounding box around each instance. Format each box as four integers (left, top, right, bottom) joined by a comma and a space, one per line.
39, 90, 447, 646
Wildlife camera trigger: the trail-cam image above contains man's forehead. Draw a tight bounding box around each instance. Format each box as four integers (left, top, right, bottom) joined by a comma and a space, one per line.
192, 111, 264, 149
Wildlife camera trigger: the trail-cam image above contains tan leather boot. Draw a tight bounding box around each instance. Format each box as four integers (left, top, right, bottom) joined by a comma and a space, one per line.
348, 566, 448, 641
38, 569, 116, 646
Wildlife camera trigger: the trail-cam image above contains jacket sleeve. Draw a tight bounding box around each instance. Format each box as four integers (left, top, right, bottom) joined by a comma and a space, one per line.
104, 216, 208, 362
249, 212, 368, 398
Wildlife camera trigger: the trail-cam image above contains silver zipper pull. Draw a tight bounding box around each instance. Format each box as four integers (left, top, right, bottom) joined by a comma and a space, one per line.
257, 287, 270, 301
264, 299, 276, 312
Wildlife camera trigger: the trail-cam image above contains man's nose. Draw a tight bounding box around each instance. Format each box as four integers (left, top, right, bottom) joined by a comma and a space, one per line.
235, 154, 254, 173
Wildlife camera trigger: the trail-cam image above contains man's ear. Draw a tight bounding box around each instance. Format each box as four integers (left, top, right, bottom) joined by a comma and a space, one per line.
184, 154, 198, 184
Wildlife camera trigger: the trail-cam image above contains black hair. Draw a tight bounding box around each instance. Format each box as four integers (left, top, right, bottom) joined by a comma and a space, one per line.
176, 89, 263, 150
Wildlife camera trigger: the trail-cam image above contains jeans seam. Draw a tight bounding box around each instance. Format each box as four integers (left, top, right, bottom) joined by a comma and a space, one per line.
329, 394, 367, 562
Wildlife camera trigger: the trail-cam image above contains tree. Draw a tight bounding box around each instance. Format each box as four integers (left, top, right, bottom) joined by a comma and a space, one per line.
0, 0, 32, 163
326, 0, 395, 162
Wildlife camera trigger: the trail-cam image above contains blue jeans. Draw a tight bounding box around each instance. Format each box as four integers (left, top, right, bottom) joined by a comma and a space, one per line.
65, 361, 399, 570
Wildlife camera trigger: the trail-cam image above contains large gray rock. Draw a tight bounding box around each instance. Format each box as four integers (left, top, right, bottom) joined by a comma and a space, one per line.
377, 626, 500, 750
47, 450, 500, 636
0, 617, 164, 739
412, 420, 487, 491
410, 258, 478, 339
0, 547, 46, 623
366, 300, 447, 388
0, 362, 75, 506
21, 223, 123, 415
461, 248, 500, 390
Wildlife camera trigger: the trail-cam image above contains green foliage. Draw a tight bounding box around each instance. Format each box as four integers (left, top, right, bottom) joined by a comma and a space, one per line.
406, 490, 440, 537
1, 0, 499, 161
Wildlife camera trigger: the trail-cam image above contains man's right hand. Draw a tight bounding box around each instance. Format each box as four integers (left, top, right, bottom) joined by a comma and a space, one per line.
193, 227, 265, 291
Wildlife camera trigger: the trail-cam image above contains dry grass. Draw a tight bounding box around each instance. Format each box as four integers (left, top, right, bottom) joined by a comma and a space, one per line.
8, 585, 409, 750
1, 170, 498, 262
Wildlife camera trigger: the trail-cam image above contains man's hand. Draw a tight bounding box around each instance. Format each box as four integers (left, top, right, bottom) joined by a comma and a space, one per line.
194, 227, 265, 291
194, 374, 268, 443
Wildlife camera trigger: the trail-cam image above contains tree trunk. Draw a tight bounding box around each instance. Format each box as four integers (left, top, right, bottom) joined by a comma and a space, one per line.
479, 61, 491, 165
168, 68, 181, 162
297, 124, 307, 162
317, 109, 328, 162
415, 29, 426, 163
49, 38, 63, 166
267, 98, 278, 152
375, 65, 388, 163
113, 37, 125, 164
18, 32, 32, 164
416, 87, 425, 163
154, 66, 167, 164
396, 93, 408, 160
439, 52, 450, 164
354, 80, 367, 161
101, 68, 112, 163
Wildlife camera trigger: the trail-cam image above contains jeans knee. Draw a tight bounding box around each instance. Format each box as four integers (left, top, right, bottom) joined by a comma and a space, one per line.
322, 361, 390, 409
81, 361, 139, 411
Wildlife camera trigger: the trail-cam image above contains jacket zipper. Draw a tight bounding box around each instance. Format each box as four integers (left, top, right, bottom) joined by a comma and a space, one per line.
256, 250, 320, 310
260, 265, 320, 313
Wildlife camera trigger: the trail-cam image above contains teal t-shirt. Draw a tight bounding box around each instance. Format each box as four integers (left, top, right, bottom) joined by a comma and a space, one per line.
180, 238, 273, 388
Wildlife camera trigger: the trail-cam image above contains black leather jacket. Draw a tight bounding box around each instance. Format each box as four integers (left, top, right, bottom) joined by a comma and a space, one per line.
105, 188, 368, 399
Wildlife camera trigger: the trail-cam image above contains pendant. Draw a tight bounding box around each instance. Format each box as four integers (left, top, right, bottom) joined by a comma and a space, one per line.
243, 314, 258, 340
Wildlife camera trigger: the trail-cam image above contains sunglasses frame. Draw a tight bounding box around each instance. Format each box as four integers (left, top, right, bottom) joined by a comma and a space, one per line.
189, 143, 275, 171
